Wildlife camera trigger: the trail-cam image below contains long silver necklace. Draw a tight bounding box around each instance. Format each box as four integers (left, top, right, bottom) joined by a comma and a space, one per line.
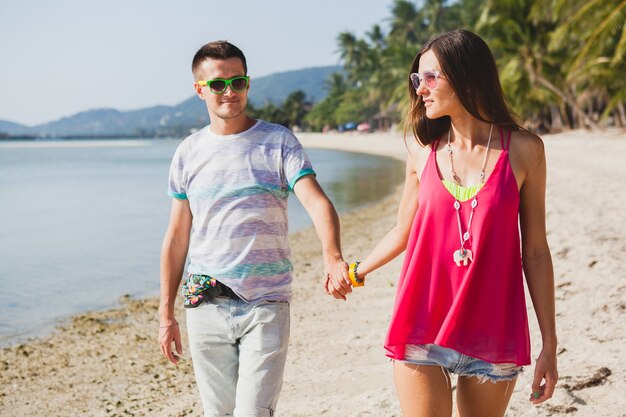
447, 124, 493, 266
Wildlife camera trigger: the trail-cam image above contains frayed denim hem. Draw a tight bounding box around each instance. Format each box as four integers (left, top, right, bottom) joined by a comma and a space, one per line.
460, 366, 523, 384
398, 343, 524, 384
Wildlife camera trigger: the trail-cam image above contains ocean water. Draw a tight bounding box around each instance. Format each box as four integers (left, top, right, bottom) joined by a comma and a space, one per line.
0, 138, 404, 346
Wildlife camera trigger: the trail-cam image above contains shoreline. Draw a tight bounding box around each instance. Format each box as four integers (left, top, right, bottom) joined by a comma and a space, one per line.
298, 131, 409, 161
1, 128, 625, 416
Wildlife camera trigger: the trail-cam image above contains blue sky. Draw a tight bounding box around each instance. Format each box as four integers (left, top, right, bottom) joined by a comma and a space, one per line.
0, 0, 394, 126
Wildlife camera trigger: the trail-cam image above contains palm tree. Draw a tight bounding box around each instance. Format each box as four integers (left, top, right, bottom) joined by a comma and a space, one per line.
476, 0, 597, 129
553, 0, 626, 69
324, 72, 347, 97
282, 91, 309, 129
304, 73, 348, 131
324, 0, 626, 132
388, 0, 422, 45
337, 33, 372, 82
551, 0, 626, 125
382, 0, 467, 127
367, 24, 386, 51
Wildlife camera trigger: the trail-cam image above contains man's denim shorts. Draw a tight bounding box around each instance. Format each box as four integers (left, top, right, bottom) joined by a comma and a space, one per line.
401, 343, 523, 383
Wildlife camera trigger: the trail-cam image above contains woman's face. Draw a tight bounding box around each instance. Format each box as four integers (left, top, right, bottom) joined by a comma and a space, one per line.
415, 50, 461, 120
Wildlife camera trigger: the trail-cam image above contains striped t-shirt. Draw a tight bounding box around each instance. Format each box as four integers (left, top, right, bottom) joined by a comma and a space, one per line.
167, 119, 315, 302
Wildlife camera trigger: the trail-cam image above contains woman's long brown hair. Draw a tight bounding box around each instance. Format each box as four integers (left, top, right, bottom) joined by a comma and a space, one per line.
404, 30, 519, 146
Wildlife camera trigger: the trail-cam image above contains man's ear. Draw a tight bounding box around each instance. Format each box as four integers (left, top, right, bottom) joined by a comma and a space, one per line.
194, 83, 205, 100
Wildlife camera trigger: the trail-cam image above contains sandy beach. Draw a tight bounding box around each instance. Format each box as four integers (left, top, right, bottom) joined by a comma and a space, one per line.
1, 129, 625, 417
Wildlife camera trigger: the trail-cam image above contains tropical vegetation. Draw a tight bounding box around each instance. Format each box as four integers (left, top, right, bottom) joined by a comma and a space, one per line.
258, 0, 625, 133
248, 90, 313, 131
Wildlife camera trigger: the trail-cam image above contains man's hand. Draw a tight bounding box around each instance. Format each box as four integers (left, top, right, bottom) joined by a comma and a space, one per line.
159, 318, 183, 365
324, 260, 351, 300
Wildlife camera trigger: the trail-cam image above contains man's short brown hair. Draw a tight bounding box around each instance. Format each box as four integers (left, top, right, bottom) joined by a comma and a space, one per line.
192, 41, 247, 76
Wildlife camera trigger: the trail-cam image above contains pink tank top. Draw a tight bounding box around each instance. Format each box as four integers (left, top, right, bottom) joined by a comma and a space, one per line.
384, 129, 531, 365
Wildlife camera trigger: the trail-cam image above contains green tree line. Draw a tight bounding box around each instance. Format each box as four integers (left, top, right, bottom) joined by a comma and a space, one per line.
257, 0, 625, 133
248, 90, 312, 131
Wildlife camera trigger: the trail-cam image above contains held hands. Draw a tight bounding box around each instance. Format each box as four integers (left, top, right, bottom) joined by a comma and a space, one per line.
324, 259, 351, 300
159, 318, 183, 365
324, 260, 367, 300
530, 347, 558, 404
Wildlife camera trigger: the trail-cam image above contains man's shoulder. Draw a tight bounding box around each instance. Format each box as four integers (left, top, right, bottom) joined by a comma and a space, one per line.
253, 119, 297, 140
174, 126, 212, 155
182, 125, 211, 143
254, 121, 306, 155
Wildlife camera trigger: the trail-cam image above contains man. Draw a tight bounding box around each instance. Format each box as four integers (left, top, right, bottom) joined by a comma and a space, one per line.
158, 41, 351, 417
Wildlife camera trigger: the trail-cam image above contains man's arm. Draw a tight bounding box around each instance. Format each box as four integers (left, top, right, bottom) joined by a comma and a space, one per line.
158, 197, 192, 364
292, 175, 351, 299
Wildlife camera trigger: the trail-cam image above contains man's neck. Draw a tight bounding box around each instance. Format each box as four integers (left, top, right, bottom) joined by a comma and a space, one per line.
209, 115, 256, 136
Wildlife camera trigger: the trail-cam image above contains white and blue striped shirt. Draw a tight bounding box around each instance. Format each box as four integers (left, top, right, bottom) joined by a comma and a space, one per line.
168, 120, 315, 302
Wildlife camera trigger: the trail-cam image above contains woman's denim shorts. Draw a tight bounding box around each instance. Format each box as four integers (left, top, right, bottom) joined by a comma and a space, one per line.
401, 344, 523, 383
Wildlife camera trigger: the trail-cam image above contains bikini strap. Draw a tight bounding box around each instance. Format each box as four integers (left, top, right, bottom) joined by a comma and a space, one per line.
432, 137, 440, 152
498, 126, 512, 151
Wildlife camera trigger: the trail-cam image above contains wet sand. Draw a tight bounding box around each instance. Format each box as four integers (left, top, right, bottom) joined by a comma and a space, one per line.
1, 129, 624, 416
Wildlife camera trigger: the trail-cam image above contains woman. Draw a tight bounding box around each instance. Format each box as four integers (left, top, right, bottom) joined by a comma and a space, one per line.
327, 29, 558, 416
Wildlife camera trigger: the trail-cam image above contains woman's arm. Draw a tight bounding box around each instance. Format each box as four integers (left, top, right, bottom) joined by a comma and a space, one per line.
356, 160, 419, 278
516, 132, 558, 404
355, 145, 423, 279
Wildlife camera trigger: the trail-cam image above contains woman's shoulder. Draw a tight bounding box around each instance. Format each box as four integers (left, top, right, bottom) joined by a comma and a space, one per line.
509, 129, 545, 164
508, 129, 546, 184
405, 133, 440, 155
405, 135, 433, 178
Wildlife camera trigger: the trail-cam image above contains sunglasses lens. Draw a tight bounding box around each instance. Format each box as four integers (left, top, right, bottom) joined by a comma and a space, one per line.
410, 72, 439, 89
208, 80, 226, 93
424, 72, 437, 88
231, 77, 248, 91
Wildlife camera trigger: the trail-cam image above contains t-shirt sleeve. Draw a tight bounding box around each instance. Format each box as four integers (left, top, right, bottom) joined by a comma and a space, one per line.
282, 133, 316, 191
167, 145, 188, 199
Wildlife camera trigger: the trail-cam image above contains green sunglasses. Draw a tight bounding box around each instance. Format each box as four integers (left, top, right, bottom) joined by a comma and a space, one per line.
197, 76, 250, 94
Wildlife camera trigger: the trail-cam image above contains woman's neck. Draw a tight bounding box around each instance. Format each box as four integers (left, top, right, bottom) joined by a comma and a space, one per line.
449, 117, 493, 150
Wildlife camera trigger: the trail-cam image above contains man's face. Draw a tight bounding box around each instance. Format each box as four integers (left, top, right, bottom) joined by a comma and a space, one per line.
194, 57, 249, 122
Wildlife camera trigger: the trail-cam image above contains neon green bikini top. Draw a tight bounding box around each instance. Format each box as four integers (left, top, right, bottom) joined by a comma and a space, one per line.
442, 180, 484, 202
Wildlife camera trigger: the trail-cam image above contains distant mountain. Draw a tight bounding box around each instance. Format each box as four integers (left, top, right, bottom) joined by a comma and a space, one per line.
247, 66, 341, 106
0, 65, 343, 138
35, 106, 172, 137
0, 120, 32, 136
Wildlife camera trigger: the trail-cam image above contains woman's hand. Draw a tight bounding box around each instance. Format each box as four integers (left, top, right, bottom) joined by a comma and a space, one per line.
530, 347, 558, 404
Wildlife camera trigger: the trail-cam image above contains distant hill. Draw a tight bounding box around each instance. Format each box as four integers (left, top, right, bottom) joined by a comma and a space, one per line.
0, 120, 31, 136
35, 106, 172, 137
0, 65, 342, 138
247, 66, 341, 106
